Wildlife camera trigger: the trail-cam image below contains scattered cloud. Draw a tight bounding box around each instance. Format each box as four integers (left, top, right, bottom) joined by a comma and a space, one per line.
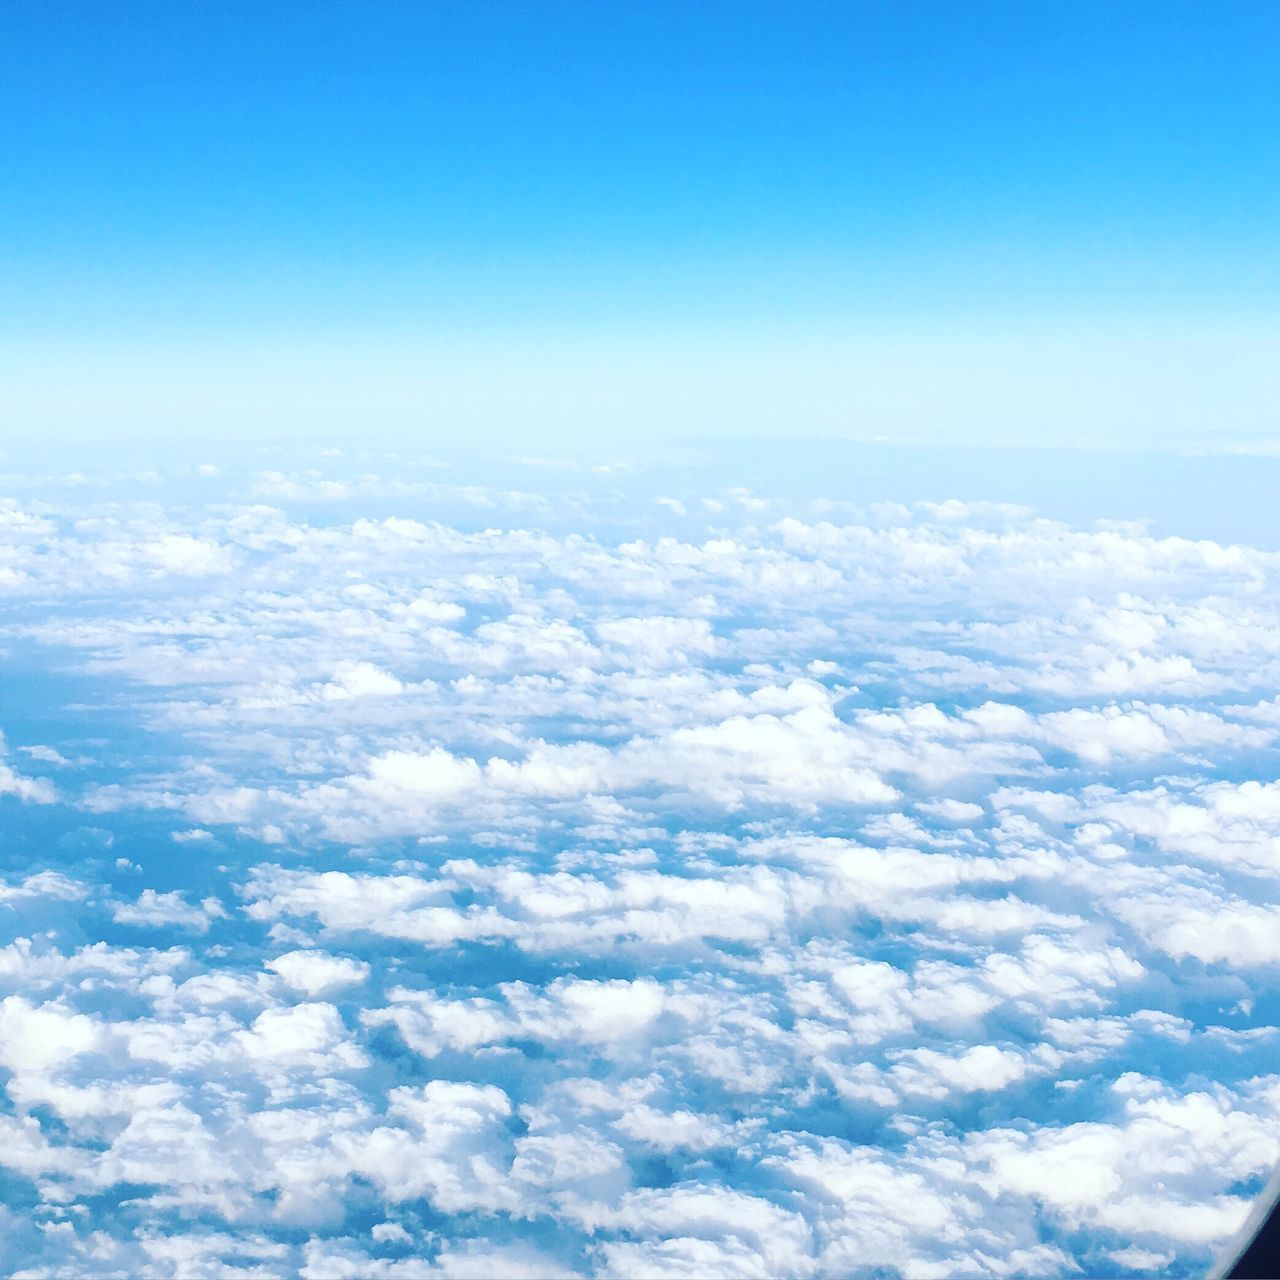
1, 460, 1279, 1274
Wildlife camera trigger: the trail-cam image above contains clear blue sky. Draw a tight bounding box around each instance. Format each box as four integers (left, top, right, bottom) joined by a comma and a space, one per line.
3, 1, 1279, 447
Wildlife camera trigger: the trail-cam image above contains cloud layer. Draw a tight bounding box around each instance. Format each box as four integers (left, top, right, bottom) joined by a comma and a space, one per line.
1, 457, 1278, 1277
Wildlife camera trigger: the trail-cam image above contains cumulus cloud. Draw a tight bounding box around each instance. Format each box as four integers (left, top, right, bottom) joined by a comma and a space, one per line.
0, 733, 56, 802
2, 458, 1280, 1275
267, 950, 371, 996
112, 890, 228, 934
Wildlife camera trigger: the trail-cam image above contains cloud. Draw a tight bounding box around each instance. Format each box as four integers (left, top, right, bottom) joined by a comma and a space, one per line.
0, 745, 56, 803
3, 461, 1280, 1275
266, 950, 371, 996
112, 890, 227, 934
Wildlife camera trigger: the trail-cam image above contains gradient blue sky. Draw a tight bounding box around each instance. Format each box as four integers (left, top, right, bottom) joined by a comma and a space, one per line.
3, 1, 1279, 446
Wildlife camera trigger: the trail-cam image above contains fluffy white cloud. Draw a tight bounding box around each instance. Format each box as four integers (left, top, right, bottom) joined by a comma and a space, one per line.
3, 459, 1280, 1276
266, 950, 371, 996
0, 736, 56, 802
112, 890, 227, 934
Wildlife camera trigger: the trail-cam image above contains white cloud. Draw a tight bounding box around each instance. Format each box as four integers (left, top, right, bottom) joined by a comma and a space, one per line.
0, 869, 87, 904
266, 950, 371, 996
4, 464, 1280, 1275
0, 757, 56, 804
112, 890, 227, 934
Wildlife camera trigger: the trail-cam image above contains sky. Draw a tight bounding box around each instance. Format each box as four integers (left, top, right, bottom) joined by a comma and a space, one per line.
3, 1, 1279, 447
6, 12, 1280, 1274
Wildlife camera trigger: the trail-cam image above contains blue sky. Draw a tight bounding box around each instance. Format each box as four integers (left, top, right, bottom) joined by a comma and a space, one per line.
3, 2, 1279, 445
